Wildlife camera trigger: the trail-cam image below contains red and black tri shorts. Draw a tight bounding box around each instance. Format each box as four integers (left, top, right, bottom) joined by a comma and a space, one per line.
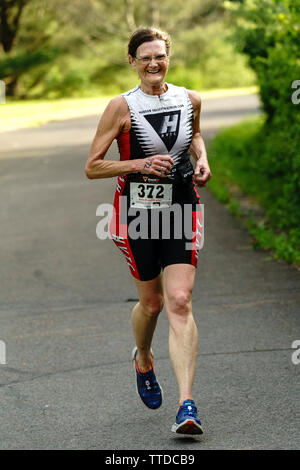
109, 175, 203, 281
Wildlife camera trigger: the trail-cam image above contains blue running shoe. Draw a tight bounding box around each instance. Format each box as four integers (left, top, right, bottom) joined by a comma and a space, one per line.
132, 346, 163, 410
171, 400, 203, 435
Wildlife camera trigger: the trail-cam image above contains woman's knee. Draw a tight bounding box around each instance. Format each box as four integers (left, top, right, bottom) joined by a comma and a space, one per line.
166, 289, 192, 318
141, 294, 164, 317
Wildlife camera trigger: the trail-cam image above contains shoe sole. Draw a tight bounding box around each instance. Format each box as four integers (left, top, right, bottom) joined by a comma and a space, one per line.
171, 418, 203, 435
131, 346, 163, 409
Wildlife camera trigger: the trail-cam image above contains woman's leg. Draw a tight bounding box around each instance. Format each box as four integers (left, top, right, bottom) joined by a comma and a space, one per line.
163, 264, 198, 403
132, 273, 164, 371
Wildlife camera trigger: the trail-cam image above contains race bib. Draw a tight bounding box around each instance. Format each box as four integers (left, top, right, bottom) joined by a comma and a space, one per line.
130, 182, 173, 209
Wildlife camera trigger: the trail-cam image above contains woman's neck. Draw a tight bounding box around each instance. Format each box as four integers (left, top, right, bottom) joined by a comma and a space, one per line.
139, 82, 168, 96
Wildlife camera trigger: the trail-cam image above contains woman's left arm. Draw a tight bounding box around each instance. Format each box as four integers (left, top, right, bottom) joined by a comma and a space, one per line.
187, 90, 212, 187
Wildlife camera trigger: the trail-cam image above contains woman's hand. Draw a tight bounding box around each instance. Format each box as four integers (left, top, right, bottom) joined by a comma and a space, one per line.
137, 154, 174, 178
193, 158, 212, 187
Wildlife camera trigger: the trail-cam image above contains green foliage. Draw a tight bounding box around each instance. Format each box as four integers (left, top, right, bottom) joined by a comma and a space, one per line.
225, 0, 300, 119
0, 48, 60, 78
208, 117, 300, 264
169, 22, 255, 89
209, 0, 300, 264
249, 224, 300, 265
0, 0, 255, 98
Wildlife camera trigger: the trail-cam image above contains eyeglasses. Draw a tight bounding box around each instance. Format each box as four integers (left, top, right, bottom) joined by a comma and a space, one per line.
135, 54, 169, 64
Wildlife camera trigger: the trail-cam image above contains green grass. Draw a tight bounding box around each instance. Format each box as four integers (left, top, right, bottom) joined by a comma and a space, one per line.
0, 95, 114, 132
207, 117, 300, 267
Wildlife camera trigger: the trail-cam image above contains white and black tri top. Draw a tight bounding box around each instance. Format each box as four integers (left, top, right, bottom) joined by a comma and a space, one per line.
117, 83, 194, 172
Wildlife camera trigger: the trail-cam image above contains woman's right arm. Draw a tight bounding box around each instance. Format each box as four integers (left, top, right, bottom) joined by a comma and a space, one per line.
85, 96, 137, 179
85, 96, 174, 179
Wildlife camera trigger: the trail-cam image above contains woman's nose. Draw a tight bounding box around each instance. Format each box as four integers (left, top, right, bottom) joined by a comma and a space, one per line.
148, 57, 158, 66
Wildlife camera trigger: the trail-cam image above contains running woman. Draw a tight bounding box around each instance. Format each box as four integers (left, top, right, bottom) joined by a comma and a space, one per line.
85, 27, 211, 435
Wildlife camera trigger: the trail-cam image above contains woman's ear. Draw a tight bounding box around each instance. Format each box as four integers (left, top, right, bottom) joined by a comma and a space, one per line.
128, 55, 136, 68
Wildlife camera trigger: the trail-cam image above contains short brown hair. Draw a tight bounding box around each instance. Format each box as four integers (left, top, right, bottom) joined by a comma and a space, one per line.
128, 27, 171, 58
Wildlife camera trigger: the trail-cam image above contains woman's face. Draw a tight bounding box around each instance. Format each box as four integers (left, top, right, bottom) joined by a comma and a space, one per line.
130, 40, 169, 89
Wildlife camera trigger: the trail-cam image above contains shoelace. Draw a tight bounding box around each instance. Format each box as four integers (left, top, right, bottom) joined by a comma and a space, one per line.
138, 369, 160, 392
181, 402, 197, 417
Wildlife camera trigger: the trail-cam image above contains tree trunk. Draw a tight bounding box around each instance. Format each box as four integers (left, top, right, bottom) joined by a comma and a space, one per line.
0, 0, 27, 53
0, 0, 28, 96
5, 76, 18, 97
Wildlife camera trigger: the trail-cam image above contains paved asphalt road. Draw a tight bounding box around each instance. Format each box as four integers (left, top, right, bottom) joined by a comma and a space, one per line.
0, 94, 299, 450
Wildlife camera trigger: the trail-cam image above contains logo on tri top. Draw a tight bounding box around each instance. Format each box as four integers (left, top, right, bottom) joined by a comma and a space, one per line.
144, 110, 181, 151
142, 176, 159, 183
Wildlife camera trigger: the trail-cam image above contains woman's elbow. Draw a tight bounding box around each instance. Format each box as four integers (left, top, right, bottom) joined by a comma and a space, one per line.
85, 163, 95, 179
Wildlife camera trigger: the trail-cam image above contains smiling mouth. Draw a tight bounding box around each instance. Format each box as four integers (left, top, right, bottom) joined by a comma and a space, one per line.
147, 70, 161, 74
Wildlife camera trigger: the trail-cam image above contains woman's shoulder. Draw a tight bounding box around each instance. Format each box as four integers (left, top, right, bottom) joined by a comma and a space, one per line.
186, 89, 201, 107
105, 85, 141, 113
104, 94, 130, 117
168, 83, 201, 106
121, 85, 140, 97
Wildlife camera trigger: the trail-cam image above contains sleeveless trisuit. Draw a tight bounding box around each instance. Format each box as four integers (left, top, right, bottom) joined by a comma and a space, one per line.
110, 83, 203, 281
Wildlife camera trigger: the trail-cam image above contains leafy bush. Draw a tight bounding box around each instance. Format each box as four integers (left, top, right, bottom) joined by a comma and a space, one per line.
210, 0, 300, 262
208, 118, 300, 264
226, 0, 300, 119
